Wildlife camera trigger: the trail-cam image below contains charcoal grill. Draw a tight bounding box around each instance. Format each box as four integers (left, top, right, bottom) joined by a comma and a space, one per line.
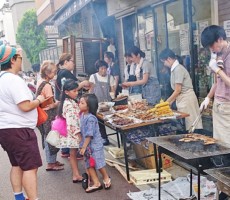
146, 134, 230, 200
148, 134, 230, 160
204, 167, 230, 198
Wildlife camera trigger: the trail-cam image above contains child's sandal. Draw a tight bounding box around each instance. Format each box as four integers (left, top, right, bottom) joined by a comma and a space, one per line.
103, 177, 111, 190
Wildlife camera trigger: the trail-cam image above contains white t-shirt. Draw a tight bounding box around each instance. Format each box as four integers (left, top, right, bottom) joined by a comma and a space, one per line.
89, 73, 115, 87
0, 72, 37, 129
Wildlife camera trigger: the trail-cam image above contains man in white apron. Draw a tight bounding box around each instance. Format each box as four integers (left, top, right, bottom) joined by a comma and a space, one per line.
200, 25, 230, 145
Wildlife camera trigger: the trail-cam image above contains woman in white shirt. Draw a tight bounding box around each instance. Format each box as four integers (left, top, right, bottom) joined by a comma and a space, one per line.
89, 60, 115, 145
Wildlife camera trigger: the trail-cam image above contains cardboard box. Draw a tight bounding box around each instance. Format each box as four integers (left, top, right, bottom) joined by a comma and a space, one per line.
133, 140, 172, 169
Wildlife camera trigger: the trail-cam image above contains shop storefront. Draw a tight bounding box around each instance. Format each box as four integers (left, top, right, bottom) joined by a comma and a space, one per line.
106, 0, 218, 133
112, 0, 216, 100
40, 0, 112, 75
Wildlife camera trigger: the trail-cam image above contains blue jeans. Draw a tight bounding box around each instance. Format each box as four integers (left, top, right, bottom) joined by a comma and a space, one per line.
61, 148, 70, 154
44, 140, 57, 163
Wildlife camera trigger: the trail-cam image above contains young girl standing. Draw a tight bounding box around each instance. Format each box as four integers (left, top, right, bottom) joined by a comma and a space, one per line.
56, 79, 82, 182
79, 94, 111, 193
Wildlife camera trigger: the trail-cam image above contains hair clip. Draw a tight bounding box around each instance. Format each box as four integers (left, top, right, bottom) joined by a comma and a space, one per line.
61, 77, 67, 86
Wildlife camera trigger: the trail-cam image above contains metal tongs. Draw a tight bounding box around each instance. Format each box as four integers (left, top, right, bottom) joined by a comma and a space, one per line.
188, 109, 203, 133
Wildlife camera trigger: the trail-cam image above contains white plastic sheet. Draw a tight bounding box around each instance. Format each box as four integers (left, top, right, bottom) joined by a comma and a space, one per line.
127, 175, 217, 200
127, 188, 175, 200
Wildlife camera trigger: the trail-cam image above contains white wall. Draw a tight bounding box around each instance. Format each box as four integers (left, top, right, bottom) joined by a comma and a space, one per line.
0, 11, 16, 45
9, 0, 36, 71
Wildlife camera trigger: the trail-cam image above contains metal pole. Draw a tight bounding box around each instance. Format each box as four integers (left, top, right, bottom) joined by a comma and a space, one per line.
187, 0, 196, 92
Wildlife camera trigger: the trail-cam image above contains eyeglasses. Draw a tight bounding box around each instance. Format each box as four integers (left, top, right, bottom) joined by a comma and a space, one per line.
69, 59, 74, 63
17, 56, 22, 60
13, 54, 22, 60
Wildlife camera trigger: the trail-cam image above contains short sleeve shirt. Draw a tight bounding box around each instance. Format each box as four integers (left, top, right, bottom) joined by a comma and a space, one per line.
215, 46, 230, 102
55, 69, 78, 100
80, 113, 103, 151
89, 73, 115, 87
142, 59, 157, 78
171, 64, 193, 93
110, 63, 120, 77
37, 79, 53, 98
0, 72, 37, 129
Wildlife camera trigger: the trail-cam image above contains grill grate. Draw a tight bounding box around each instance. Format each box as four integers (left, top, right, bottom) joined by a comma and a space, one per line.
147, 134, 230, 160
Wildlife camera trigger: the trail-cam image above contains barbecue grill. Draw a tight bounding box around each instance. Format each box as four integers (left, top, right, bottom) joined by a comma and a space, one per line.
147, 134, 230, 200
148, 134, 230, 160
204, 167, 230, 198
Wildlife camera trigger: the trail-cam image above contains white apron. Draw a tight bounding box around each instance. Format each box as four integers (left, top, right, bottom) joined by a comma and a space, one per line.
176, 89, 203, 131
213, 100, 230, 145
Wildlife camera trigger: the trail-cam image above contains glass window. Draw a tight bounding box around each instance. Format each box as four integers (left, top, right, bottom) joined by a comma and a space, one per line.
192, 0, 212, 98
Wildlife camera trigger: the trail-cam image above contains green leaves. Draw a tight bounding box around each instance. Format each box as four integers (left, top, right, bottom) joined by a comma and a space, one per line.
16, 9, 47, 64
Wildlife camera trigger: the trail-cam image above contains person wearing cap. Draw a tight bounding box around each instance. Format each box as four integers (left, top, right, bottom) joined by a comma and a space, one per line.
200, 25, 230, 145
0, 45, 45, 200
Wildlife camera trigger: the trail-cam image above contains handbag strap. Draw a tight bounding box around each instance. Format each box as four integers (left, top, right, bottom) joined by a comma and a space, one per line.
36, 81, 55, 102
36, 81, 48, 96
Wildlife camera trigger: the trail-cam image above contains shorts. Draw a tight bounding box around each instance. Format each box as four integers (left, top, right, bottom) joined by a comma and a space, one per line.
0, 128, 42, 171
84, 148, 106, 170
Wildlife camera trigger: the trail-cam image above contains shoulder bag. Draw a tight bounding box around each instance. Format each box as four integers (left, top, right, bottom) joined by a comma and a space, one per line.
36, 81, 49, 126
46, 130, 60, 146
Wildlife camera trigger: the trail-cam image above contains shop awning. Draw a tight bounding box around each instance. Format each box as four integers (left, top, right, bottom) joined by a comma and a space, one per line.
51, 0, 91, 26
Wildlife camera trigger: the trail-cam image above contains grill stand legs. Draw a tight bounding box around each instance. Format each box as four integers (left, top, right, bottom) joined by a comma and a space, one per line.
158, 147, 162, 200
155, 146, 202, 200
123, 132, 130, 181
190, 169, 193, 196
198, 164, 202, 200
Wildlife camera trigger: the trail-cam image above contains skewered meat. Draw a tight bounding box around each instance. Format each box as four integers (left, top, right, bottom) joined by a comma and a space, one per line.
179, 133, 216, 145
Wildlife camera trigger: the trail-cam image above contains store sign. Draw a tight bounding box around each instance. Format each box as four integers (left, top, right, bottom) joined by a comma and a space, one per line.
44, 25, 59, 35
179, 24, 190, 56
54, 0, 91, 26
225, 29, 230, 38
224, 20, 230, 30
224, 20, 230, 38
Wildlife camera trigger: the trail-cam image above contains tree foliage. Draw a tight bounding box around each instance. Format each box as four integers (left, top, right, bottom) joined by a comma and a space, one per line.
16, 9, 47, 64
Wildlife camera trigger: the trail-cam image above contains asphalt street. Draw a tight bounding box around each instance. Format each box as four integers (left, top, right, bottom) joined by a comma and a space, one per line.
0, 129, 138, 200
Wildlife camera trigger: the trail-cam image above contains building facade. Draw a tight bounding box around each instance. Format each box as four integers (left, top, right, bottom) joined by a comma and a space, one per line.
37, 0, 111, 76
9, 0, 36, 71
35, 0, 230, 102
0, 1, 16, 46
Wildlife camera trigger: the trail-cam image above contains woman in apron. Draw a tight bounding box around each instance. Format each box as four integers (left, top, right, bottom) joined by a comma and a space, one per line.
122, 46, 161, 105
159, 48, 203, 131
89, 60, 115, 145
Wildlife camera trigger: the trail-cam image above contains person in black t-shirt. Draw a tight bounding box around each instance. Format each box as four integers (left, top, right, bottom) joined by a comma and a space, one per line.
104, 51, 121, 96
55, 53, 90, 158
55, 53, 90, 101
